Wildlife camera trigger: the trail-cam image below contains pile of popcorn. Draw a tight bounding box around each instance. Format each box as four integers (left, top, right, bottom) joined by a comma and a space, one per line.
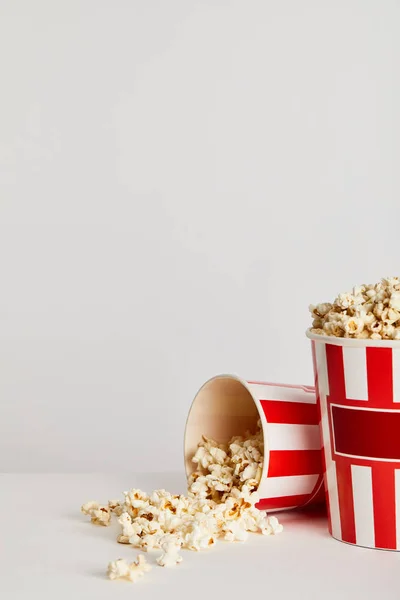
81, 421, 283, 583
309, 277, 400, 340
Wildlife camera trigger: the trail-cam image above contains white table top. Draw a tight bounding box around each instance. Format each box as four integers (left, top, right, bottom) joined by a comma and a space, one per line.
1, 473, 398, 599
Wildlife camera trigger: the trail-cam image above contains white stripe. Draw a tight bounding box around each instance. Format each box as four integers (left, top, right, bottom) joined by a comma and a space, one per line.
351, 465, 375, 548
315, 341, 330, 397
395, 470, 400, 550
315, 342, 342, 540
267, 423, 320, 451
247, 383, 316, 404
262, 474, 319, 498
343, 346, 368, 401
392, 349, 400, 403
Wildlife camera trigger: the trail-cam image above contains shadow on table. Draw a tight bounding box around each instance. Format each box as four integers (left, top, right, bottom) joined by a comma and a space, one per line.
278, 502, 329, 533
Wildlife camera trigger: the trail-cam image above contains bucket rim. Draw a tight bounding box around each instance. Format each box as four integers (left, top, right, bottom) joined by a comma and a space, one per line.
306, 328, 400, 348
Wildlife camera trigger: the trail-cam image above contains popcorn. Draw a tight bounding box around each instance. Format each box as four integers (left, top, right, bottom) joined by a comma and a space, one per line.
371, 333, 382, 340
92, 507, 111, 526
107, 554, 151, 582
140, 531, 164, 552
343, 316, 364, 336
192, 446, 214, 470
81, 500, 99, 515
268, 516, 284, 535
310, 278, 400, 339
240, 463, 258, 482
81, 501, 111, 526
184, 522, 215, 551
82, 420, 283, 582
209, 446, 227, 464
117, 534, 130, 544
335, 292, 359, 309
157, 535, 183, 567
107, 558, 130, 580
390, 291, 400, 311
223, 519, 248, 542
108, 500, 123, 516
118, 512, 138, 538
123, 489, 149, 517
188, 476, 210, 498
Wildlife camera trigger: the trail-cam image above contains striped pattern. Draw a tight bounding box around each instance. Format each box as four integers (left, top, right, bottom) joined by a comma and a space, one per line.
246, 381, 323, 512
314, 341, 400, 550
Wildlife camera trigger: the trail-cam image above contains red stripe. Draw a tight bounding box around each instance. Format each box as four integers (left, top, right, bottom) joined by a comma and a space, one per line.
268, 450, 322, 477
331, 405, 400, 461
256, 494, 311, 511
372, 464, 397, 550
326, 344, 346, 402
332, 456, 400, 468
329, 398, 385, 409
260, 400, 318, 425
335, 458, 356, 544
310, 479, 326, 505
367, 347, 393, 408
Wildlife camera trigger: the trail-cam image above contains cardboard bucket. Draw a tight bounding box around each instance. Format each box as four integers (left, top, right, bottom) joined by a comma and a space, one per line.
184, 375, 324, 512
308, 330, 400, 550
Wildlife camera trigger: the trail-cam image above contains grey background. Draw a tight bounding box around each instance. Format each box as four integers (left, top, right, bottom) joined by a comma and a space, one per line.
1, 0, 400, 472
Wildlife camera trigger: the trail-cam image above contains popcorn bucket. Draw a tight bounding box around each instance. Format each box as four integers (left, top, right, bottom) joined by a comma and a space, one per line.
308, 330, 400, 550
184, 375, 324, 512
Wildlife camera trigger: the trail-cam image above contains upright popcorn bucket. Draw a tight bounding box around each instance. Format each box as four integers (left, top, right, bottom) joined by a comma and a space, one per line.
308, 330, 400, 550
184, 375, 324, 512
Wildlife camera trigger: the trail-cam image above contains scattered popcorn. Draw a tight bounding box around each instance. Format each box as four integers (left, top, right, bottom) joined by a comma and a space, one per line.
268, 516, 284, 535
107, 554, 151, 582
310, 278, 400, 339
157, 535, 183, 567
108, 500, 123, 516
81, 501, 111, 526
107, 558, 130, 580
81, 500, 99, 515
140, 531, 164, 552
82, 421, 283, 582
184, 521, 216, 551
118, 512, 137, 538
92, 507, 111, 526
223, 519, 248, 542
117, 534, 130, 545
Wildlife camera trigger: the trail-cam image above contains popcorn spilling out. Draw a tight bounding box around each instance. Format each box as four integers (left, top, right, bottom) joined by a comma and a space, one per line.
107, 554, 151, 582
309, 277, 400, 339
82, 421, 282, 581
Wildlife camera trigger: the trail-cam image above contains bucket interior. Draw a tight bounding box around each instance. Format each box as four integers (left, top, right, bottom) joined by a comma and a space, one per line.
184, 376, 262, 477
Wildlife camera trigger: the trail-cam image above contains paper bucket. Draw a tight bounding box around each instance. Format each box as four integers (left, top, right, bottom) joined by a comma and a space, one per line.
308, 329, 400, 550
184, 375, 324, 512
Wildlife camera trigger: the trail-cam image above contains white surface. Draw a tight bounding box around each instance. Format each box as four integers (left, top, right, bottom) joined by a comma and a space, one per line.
0, 473, 398, 600
1, 0, 400, 473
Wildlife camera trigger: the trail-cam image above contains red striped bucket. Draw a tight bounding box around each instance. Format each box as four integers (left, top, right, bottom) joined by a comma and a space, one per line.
308, 330, 400, 550
184, 375, 324, 512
